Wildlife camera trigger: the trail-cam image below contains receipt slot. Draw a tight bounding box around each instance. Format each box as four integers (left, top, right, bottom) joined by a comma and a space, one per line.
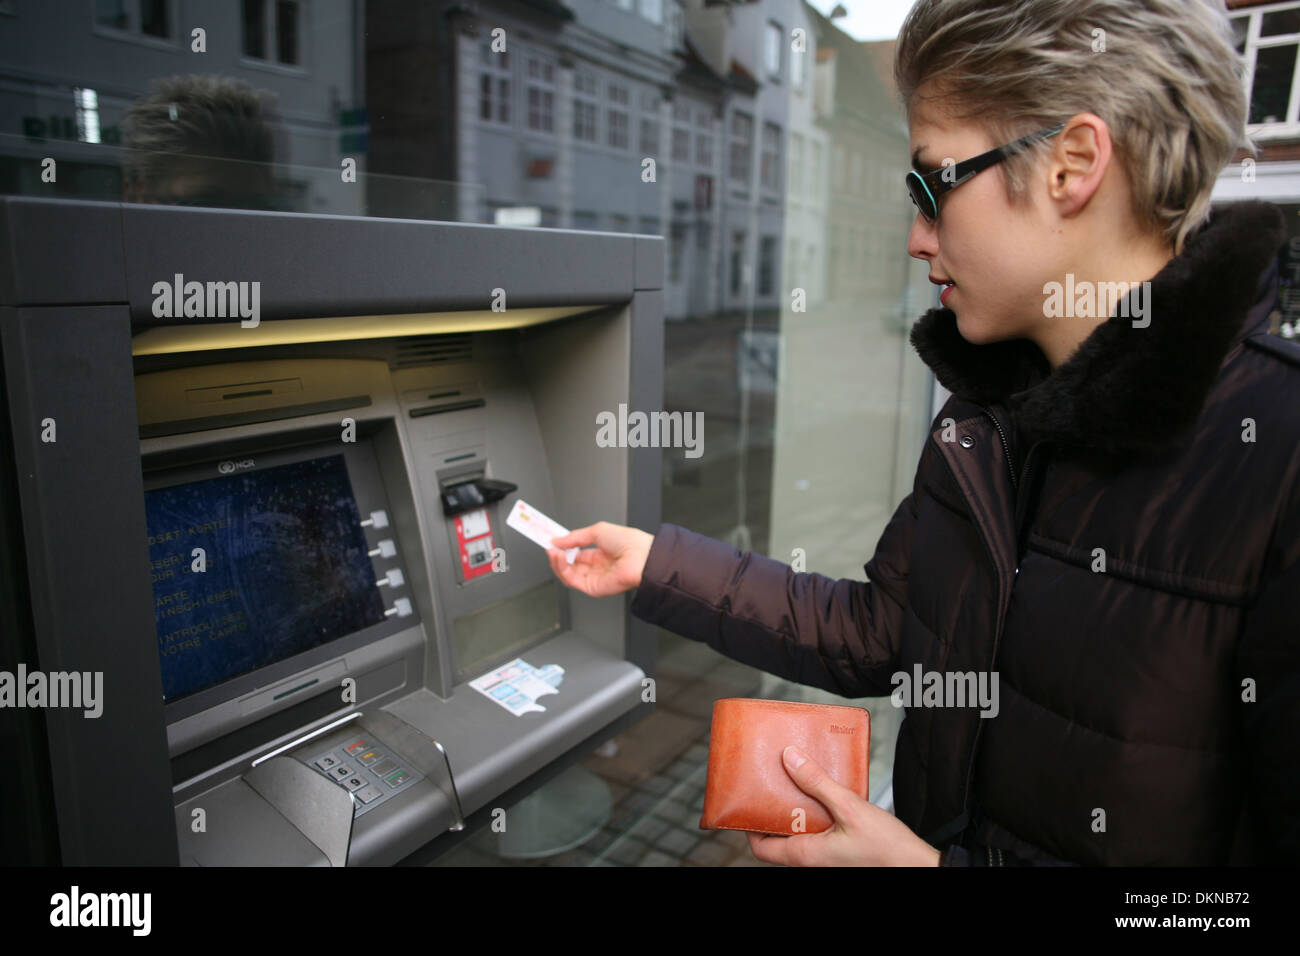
0, 197, 663, 865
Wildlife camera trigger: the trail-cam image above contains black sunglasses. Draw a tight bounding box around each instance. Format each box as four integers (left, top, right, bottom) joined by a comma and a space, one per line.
906, 123, 1067, 222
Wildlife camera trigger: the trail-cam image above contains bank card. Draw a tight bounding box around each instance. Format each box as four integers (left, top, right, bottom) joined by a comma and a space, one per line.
506, 499, 578, 564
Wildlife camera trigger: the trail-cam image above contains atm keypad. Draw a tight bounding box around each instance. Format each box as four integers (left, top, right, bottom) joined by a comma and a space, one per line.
303, 734, 422, 817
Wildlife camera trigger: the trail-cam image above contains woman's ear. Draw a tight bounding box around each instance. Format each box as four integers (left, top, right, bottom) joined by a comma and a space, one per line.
1047, 114, 1111, 216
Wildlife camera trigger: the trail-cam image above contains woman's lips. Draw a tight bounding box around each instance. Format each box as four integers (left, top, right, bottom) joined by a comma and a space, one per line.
940, 283, 955, 307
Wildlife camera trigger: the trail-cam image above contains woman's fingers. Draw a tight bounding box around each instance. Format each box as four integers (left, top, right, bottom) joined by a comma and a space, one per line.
550, 523, 600, 549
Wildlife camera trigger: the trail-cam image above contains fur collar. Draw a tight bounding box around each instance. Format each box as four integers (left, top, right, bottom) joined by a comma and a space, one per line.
909, 200, 1288, 459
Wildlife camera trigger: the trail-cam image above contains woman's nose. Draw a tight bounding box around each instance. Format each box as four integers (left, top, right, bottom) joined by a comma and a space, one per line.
907, 210, 938, 261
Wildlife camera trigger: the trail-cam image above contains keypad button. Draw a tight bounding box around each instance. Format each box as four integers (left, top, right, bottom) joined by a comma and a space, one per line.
355, 785, 383, 805
329, 765, 352, 780
384, 768, 410, 788
314, 755, 339, 771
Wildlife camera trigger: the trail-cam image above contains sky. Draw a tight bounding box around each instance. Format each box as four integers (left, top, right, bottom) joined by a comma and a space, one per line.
805, 0, 916, 42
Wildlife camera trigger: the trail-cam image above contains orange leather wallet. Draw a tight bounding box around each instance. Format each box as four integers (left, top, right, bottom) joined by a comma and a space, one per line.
699, 698, 870, 835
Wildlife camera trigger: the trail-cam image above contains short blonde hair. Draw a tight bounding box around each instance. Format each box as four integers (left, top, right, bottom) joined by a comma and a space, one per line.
894, 0, 1248, 255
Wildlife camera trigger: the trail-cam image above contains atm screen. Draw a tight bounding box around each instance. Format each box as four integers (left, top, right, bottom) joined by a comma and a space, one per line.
145, 454, 385, 702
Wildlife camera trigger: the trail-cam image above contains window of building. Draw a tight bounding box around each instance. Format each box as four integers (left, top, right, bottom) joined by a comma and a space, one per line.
639, 216, 661, 236
761, 121, 781, 191
758, 236, 776, 296
608, 82, 629, 149
1233, 4, 1300, 132
242, 0, 301, 66
573, 70, 597, 142
673, 102, 691, 162
668, 2, 685, 50
765, 21, 782, 81
790, 132, 804, 197
95, 0, 173, 41
673, 127, 690, 162
526, 55, 555, 133
610, 213, 630, 232
696, 130, 712, 168
640, 92, 660, 155
640, 118, 659, 155
730, 111, 753, 185
791, 41, 806, 92
810, 140, 823, 197
639, 0, 663, 25
481, 42, 512, 125
731, 230, 746, 295
669, 222, 687, 282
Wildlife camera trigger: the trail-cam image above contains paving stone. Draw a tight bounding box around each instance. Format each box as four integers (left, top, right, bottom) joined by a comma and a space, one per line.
654, 827, 699, 857
606, 836, 649, 867
686, 839, 734, 866
637, 849, 678, 867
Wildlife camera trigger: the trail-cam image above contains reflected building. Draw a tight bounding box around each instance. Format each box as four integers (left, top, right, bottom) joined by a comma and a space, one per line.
0, 0, 364, 213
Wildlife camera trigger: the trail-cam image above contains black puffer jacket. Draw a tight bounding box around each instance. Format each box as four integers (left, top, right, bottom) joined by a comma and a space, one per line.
629, 200, 1300, 865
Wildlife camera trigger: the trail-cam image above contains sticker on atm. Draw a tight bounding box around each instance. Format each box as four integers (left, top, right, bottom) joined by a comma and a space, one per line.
470, 657, 564, 716
454, 507, 496, 580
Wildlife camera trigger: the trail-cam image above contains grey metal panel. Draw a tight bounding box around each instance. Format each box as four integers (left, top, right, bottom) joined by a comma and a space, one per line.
0, 198, 127, 307
625, 288, 664, 677
120, 204, 640, 323
384, 631, 644, 814
0, 304, 177, 864
634, 235, 665, 291
175, 780, 329, 866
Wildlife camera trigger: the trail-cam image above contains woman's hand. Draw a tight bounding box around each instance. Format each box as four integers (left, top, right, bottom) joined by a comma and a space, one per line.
746, 746, 942, 866
545, 521, 655, 598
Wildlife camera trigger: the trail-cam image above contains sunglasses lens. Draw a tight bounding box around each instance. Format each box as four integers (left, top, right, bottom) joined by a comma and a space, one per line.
906, 173, 936, 221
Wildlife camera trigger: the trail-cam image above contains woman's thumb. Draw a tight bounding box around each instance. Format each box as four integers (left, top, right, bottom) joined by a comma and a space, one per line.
551, 524, 597, 549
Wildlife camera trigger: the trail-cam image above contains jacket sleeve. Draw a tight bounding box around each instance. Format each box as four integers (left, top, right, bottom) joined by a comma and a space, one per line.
1234, 497, 1300, 864
627, 441, 932, 700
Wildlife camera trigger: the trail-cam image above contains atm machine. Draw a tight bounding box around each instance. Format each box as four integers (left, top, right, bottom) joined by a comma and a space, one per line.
0, 196, 663, 865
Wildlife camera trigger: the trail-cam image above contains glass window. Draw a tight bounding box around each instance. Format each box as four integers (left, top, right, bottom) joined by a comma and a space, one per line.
696, 131, 712, 168
730, 230, 745, 295
5, 6, 938, 868
758, 235, 776, 295
243, 0, 267, 58
141, 0, 170, 38
765, 22, 782, 80
730, 110, 752, 184
761, 121, 781, 191
1262, 8, 1300, 36
672, 126, 690, 162
96, 0, 129, 30
276, 1, 299, 65
1251, 43, 1297, 124
640, 117, 659, 155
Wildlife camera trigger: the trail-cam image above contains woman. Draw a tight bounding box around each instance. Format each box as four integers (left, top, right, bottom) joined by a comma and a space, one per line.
547, 0, 1299, 866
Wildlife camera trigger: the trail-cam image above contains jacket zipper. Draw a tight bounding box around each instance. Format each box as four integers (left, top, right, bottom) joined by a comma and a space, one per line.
980, 405, 1017, 491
